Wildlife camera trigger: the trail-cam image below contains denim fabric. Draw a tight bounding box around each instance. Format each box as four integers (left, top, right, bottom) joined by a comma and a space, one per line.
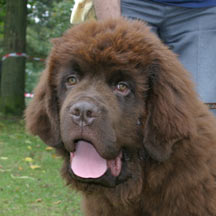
150, 0, 216, 8
121, 0, 216, 108
211, 109, 216, 115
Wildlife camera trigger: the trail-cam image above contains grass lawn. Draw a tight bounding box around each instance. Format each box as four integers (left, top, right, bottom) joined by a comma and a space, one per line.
0, 115, 82, 216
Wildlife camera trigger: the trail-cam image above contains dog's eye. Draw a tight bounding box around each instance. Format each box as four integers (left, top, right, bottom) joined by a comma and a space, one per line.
66, 75, 78, 86
115, 82, 130, 95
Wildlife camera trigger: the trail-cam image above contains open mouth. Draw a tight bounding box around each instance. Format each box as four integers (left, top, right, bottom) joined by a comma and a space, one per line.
70, 140, 122, 178
69, 140, 131, 187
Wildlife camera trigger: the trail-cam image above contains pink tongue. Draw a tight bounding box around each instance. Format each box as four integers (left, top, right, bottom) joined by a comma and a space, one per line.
71, 141, 107, 178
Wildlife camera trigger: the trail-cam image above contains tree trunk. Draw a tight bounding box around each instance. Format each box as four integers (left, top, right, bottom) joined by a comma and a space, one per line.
0, 0, 27, 115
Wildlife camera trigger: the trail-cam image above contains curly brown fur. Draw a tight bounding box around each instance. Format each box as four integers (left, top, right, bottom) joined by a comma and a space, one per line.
25, 18, 216, 216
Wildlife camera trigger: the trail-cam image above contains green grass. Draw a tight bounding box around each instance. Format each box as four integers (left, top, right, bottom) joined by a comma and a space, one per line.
0, 116, 82, 216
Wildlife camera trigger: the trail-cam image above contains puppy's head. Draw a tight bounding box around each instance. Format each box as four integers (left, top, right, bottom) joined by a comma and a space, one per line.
25, 18, 198, 189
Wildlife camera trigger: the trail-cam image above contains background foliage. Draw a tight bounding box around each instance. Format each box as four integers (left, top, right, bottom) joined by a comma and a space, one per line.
0, 0, 74, 93
0, 2, 83, 214
0, 0, 6, 54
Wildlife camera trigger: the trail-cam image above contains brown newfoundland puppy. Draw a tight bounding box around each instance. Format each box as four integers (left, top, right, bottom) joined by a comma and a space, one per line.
25, 18, 216, 216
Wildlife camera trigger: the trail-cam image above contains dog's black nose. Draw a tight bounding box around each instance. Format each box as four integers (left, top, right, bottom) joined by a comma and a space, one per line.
70, 101, 99, 127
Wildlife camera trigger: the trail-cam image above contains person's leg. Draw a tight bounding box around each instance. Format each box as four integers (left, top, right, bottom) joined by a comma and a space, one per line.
161, 6, 216, 109
211, 109, 216, 115
121, 1, 216, 114
121, 0, 165, 35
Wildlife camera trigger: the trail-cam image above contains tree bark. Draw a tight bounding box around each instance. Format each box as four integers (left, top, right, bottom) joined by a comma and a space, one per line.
0, 0, 27, 115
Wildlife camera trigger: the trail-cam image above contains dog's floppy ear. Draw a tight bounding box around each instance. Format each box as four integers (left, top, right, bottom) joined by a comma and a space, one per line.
25, 66, 61, 147
143, 54, 197, 162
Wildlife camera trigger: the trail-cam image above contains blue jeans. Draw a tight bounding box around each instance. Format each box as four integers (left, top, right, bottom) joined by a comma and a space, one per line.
121, 0, 216, 115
